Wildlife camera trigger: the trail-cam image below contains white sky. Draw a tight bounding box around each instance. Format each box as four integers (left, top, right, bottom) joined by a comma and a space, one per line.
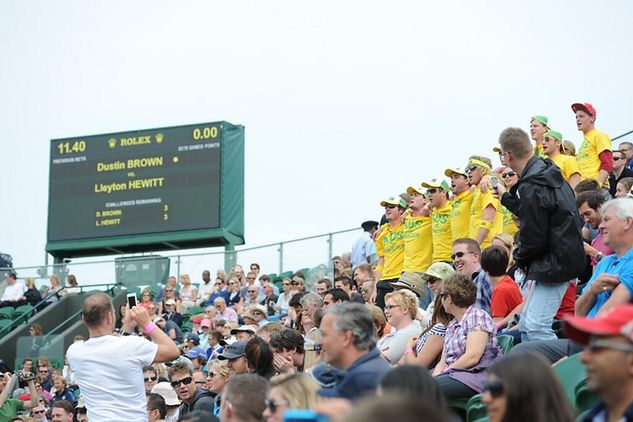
2, 1, 632, 283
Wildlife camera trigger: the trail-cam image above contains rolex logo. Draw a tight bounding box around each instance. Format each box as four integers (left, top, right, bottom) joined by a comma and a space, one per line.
155, 133, 164, 143
108, 138, 117, 148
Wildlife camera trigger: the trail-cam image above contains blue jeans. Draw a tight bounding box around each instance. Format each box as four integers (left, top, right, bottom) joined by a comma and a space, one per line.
520, 280, 571, 342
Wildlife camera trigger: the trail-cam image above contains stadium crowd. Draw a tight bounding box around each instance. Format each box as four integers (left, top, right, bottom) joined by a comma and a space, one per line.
2, 102, 633, 422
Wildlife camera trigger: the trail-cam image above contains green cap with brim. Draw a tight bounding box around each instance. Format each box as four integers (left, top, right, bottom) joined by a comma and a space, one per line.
421, 179, 450, 191
531, 115, 549, 127
545, 130, 563, 141
444, 167, 467, 178
380, 196, 406, 208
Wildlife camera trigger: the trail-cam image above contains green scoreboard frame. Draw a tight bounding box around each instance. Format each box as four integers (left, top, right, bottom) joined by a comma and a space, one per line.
45, 121, 244, 258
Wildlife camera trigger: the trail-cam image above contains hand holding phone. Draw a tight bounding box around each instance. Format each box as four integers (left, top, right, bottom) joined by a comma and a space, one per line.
127, 292, 138, 308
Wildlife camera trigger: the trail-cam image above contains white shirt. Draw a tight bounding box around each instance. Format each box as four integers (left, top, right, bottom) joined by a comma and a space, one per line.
67, 335, 158, 422
1, 281, 26, 301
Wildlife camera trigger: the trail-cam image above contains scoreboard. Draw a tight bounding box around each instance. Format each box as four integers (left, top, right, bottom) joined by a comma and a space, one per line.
46, 121, 245, 258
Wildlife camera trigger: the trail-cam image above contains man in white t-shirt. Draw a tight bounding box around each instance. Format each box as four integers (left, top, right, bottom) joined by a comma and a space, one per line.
67, 293, 180, 422
0, 272, 26, 308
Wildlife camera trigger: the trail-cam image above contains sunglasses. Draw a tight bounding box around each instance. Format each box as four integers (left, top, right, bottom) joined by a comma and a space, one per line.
427, 276, 440, 284
32, 410, 46, 415
266, 398, 288, 413
484, 378, 504, 398
451, 251, 475, 260
427, 188, 438, 194
384, 204, 397, 209
248, 290, 257, 293
384, 304, 400, 310
465, 164, 478, 173
613, 157, 623, 161
170, 376, 193, 388
283, 283, 291, 286
144, 376, 158, 382
501, 172, 516, 178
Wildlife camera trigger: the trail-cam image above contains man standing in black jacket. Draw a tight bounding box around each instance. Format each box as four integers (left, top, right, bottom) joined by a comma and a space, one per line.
496, 127, 585, 341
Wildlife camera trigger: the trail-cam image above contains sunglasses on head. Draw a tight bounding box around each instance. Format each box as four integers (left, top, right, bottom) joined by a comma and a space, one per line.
484, 378, 504, 398
501, 172, 516, 178
170, 376, 193, 388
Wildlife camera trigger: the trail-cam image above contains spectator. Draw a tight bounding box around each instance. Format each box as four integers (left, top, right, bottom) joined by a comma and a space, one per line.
372, 196, 407, 309
207, 360, 231, 417
213, 298, 238, 324
22, 277, 43, 308
200, 270, 215, 303
299, 293, 323, 368
572, 102, 612, 187
157, 284, 182, 315
0, 371, 40, 419
139, 288, 155, 310
379, 365, 447, 412
466, 156, 503, 248
541, 129, 582, 190
273, 278, 293, 316
445, 167, 473, 240
433, 273, 501, 401
36, 364, 53, 392
529, 115, 549, 157
316, 302, 390, 400
351, 220, 379, 267
482, 352, 574, 422
497, 127, 585, 341
259, 283, 278, 316
0, 271, 26, 308
168, 362, 214, 419
616, 177, 633, 199
323, 288, 349, 309
424, 179, 453, 263
43, 274, 64, 304
51, 375, 76, 405
146, 392, 167, 422
163, 299, 183, 327
151, 381, 181, 422
66, 293, 179, 420
263, 373, 323, 422
314, 279, 332, 297
179, 274, 198, 314
29, 402, 47, 421
377, 290, 422, 364
218, 342, 249, 375
230, 325, 256, 343
225, 277, 243, 310
65, 275, 80, 295
480, 246, 523, 329
290, 275, 305, 294
452, 238, 492, 314
207, 278, 231, 308
250, 263, 261, 277
344, 394, 449, 422
619, 141, 633, 170
27, 323, 44, 358
334, 276, 363, 303
270, 329, 306, 374
154, 315, 184, 344
610, 149, 633, 197
245, 337, 276, 379
563, 140, 577, 156
565, 304, 633, 422
143, 365, 159, 395
206, 329, 224, 360
219, 374, 268, 422
360, 281, 374, 303
50, 399, 74, 422
243, 304, 269, 328
577, 190, 613, 266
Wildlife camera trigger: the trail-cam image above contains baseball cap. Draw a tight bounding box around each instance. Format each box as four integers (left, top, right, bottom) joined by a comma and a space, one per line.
444, 167, 468, 178
530, 115, 549, 127
165, 299, 176, 306
230, 325, 256, 335
421, 179, 450, 191
380, 196, 406, 208
185, 333, 200, 345
424, 262, 455, 281
217, 341, 247, 360
564, 304, 633, 345
545, 130, 563, 141
185, 346, 207, 360
190, 316, 203, 325
152, 315, 164, 324
152, 382, 181, 406
406, 185, 424, 196
391, 272, 424, 298
571, 102, 597, 118
361, 220, 379, 231
200, 319, 211, 328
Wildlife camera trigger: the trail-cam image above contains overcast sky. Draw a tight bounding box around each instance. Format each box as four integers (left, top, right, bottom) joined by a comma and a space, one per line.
2, 1, 632, 283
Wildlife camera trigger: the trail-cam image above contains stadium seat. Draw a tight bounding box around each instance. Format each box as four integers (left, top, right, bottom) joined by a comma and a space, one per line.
552, 353, 586, 408
267, 273, 278, 281
126, 286, 142, 296
465, 393, 487, 422
0, 307, 14, 320
13, 304, 34, 322
0, 319, 14, 334
449, 397, 470, 418
297, 267, 310, 276
575, 380, 599, 414
184, 306, 203, 317
279, 271, 293, 279
497, 334, 514, 355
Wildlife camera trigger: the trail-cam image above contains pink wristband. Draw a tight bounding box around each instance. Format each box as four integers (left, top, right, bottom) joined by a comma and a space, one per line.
144, 322, 156, 335
404, 348, 414, 356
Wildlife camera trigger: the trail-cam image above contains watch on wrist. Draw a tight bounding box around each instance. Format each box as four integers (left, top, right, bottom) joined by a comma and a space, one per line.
595, 252, 603, 261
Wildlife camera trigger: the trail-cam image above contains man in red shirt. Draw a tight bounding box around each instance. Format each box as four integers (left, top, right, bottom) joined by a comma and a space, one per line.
480, 245, 522, 330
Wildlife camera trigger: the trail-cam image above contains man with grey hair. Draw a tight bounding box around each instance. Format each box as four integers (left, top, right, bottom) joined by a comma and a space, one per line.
316, 302, 390, 400
300, 292, 324, 370
496, 127, 585, 341
219, 374, 268, 422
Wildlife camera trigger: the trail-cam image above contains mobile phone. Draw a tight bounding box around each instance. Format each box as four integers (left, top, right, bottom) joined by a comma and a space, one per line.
491, 177, 498, 190
127, 292, 138, 308
283, 410, 329, 422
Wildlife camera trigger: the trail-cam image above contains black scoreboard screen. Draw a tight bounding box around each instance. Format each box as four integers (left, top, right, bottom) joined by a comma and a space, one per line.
46, 121, 244, 257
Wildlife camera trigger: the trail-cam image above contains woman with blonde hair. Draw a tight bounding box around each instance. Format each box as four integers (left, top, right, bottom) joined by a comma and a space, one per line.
207, 360, 233, 417
263, 373, 323, 422
377, 290, 422, 364
179, 274, 198, 313
44, 275, 64, 303
23, 278, 43, 308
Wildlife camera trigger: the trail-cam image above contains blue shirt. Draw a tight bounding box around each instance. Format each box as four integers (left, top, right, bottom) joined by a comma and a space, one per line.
351, 232, 378, 267
318, 347, 390, 400
473, 269, 492, 315
582, 247, 633, 317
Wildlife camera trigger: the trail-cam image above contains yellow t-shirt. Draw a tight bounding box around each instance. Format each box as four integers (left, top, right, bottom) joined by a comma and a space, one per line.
450, 189, 473, 240
535, 143, 547, 159
402, 213, 433, 272
500, 206, 518, 237
551, 154, 582, 182
376, 222, 405, 280
577, 128, 611, 185
469, 186, 503, 248
432, 201, 453, 263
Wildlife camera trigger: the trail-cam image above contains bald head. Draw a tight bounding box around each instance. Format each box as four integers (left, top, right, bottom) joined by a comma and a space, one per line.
82, 293, 114, 328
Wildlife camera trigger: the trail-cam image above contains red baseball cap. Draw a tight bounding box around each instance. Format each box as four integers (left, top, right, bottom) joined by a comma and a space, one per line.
571, 102, 597, 118
565, 304, 633, 345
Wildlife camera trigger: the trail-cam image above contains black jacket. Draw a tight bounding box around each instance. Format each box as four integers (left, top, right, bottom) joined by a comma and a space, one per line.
178, 387, 216, 419
501, 157, 585, 283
